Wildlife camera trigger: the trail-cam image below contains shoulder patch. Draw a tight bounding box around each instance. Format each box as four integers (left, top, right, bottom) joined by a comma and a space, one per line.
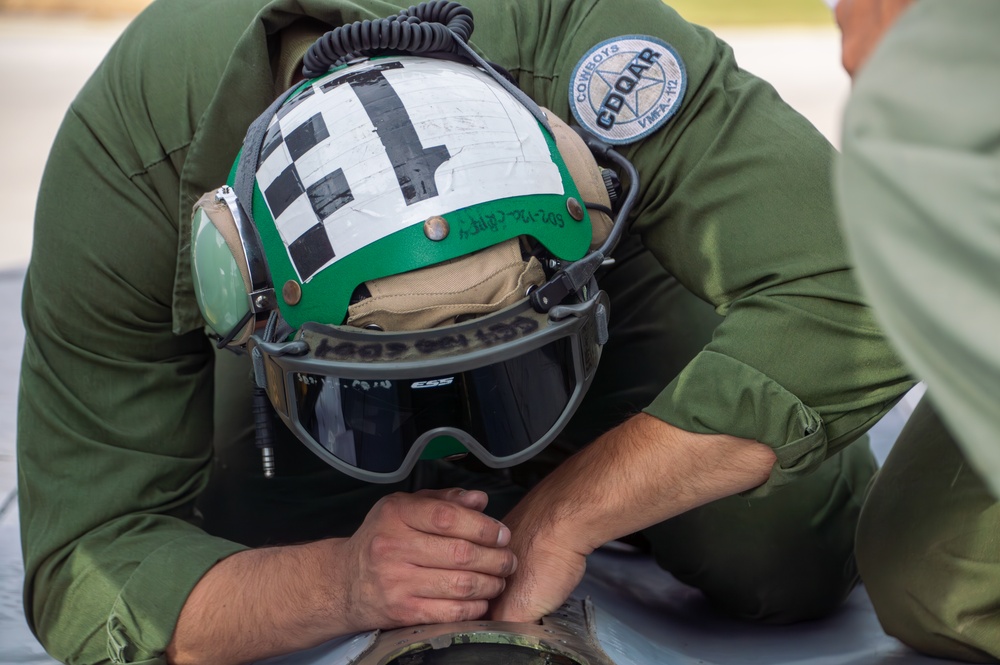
569, 35, 686, 145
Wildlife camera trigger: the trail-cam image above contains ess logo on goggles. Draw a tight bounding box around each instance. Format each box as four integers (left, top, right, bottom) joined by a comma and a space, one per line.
411, 378, 455, 389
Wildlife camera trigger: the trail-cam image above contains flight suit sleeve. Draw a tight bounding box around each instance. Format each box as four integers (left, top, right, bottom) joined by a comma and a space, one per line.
16, 4, 255, 663
464, 0, 913, 495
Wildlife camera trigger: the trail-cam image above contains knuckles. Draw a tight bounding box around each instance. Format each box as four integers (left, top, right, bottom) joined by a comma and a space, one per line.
443, 571, 480, 600
429, 502, 459, 532
476, 519, 496, 544
367, 532, 398, 561
385, 598, 488, 628
449, 539, 477, 567
499, 552, 518, 577
454, 600, 490, 622
373, 492, 407, 521
435, 599, 489, 624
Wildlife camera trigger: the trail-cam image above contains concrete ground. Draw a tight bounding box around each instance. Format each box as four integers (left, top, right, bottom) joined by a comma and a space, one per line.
2, 14, 934, 665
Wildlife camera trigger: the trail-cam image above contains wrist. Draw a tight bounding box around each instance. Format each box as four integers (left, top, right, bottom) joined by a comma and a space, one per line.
502, 480, 593, 566
298, 538, 355, 634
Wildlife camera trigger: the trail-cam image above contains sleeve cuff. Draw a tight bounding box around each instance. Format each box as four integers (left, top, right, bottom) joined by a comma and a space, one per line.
643, 350, 829, 498
105, 533, 247, 664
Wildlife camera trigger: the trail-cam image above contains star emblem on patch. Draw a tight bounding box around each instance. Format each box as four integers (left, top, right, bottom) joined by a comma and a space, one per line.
569, 36, 687, 145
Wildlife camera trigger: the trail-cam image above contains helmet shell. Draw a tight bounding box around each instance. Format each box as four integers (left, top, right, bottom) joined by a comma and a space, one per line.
239, 56, 593, 328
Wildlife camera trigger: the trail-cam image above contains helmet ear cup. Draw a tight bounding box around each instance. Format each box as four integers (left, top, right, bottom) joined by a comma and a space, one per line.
545, 110, 614, 250
193, 191, 254, 293
190, 191, 255, 341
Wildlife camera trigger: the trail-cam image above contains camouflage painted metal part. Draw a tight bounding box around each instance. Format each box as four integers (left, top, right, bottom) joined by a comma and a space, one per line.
347, 597, 617, 665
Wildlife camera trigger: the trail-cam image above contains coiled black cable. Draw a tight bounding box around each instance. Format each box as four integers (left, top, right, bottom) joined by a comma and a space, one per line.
302, 1, 474, 77
300, 0, 550, 132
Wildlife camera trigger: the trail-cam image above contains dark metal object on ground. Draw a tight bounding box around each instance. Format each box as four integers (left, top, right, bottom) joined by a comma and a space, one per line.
353, 598, 617, 665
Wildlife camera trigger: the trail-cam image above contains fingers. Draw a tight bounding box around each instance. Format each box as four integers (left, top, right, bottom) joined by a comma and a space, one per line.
371, 530, 517, 577
382, 490, 511, 547
414, 569, 507, 602
416, 487, 489, 512
398, 598, 490, 626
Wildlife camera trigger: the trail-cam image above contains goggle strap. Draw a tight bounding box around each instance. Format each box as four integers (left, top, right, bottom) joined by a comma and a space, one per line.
251, 345, 267, 389
216, 308, 254, 349
530, 253, 603, 313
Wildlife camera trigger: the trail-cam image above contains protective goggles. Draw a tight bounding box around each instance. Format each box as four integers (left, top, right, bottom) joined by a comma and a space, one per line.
249, 291, 609, 483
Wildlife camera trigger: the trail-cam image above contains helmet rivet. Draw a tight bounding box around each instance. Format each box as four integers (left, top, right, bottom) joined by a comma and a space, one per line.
567, 198, 584, 221
363, 323, 384, 331
282, 280, 302, 306
424, 216, 450, 241
254, 294, 269, 309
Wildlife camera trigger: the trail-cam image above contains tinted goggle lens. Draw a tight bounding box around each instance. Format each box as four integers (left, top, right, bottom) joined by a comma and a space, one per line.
291, 338, 576, 475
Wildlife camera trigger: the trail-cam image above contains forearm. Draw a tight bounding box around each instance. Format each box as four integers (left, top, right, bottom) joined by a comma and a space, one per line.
511, 412, 776, 556
167, 539, 352, 665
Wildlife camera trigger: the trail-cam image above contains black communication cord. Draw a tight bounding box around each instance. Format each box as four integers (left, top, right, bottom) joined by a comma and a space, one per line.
300, 0, 551, 134
302, 1, 474, 76
529, 131, 641, 313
